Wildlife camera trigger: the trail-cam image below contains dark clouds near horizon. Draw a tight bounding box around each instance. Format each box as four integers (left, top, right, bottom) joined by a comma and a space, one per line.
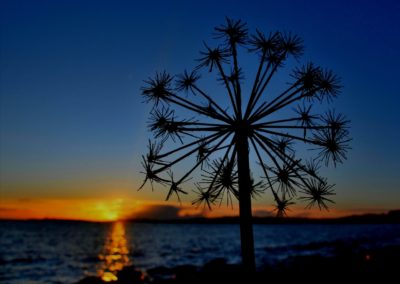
129, 204, 274, 220
130, 205, 186, 220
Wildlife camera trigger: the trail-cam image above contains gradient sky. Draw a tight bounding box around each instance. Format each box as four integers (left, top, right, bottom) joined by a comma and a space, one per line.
1, 0, 399, 220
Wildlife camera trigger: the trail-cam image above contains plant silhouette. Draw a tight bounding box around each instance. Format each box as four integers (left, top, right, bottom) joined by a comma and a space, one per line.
139, 18, 350, 272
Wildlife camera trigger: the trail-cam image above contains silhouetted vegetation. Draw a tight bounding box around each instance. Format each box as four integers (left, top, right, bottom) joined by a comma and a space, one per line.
139, 17, 350, 272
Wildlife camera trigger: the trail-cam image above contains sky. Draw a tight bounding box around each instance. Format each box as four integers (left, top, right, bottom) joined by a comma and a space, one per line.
1, 0, 399, 221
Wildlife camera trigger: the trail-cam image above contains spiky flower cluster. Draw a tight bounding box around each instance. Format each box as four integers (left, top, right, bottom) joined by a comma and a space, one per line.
139, 18, 350, 216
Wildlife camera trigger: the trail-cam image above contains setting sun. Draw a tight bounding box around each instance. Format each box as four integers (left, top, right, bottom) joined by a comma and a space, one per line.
101, 210, 119, 222
95, 200, 123, 221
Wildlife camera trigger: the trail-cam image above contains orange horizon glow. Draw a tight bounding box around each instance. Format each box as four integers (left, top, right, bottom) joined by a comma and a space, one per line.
0, 197, 392, 222
0, 198, 132, 222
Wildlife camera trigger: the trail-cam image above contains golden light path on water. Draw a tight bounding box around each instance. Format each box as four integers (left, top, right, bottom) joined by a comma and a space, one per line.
97, 222, 130, 282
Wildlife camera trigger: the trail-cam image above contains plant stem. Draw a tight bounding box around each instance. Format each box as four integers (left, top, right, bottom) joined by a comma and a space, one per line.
236, 123, 256, 273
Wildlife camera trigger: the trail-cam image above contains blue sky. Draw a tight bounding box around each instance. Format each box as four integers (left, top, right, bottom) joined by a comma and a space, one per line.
1, 0, 399, 218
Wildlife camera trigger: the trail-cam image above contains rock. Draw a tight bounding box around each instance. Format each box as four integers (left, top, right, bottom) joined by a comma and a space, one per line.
75, 276, 104, 284
116, 265, 147, 284
172, 265, 198, 283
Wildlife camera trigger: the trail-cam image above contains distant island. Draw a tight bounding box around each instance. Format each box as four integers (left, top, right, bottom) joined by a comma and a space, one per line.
124, 210, 400, 224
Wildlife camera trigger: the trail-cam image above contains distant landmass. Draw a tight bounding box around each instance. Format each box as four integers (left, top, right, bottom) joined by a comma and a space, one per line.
2, 210, 399, 224
124, 210, 400, 224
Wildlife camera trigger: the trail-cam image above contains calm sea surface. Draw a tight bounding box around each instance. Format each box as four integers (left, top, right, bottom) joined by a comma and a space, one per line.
0, 221, 399, 284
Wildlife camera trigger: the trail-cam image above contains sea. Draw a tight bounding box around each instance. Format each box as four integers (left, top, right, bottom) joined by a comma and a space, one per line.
0, 221, 399, 284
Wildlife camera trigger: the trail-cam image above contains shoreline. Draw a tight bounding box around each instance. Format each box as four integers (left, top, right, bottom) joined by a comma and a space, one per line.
76, 243, 400, 284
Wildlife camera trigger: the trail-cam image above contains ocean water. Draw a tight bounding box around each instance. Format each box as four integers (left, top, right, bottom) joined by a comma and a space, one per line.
0, 221, 399, 284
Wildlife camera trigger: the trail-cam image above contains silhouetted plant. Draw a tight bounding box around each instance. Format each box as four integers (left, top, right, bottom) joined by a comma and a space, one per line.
139, 18, 350, 272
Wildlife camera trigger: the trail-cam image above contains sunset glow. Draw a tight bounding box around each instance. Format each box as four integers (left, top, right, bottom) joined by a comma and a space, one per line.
0, 198, 133, 222
0, 196, 389, 221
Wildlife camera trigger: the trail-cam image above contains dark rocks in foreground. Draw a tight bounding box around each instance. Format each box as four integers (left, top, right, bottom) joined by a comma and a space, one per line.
76, 245, 400, 284
76, 276, 104, 284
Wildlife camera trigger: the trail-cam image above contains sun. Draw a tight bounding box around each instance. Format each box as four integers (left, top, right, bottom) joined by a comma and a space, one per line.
95, 199, 123, 221
101, 209, 119, 221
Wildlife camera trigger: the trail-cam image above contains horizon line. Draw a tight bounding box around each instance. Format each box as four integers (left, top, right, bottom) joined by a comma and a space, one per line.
1, 210, 398, 223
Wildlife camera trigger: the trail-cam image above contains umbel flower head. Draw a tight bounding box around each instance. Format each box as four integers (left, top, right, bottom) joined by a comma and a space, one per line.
139, 17, 351, 217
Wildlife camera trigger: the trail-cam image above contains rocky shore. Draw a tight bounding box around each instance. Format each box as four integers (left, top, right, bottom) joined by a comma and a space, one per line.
76, 244, 400, 284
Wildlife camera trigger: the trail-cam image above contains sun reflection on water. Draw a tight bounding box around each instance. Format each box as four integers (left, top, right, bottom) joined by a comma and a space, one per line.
97, 222, 130, 282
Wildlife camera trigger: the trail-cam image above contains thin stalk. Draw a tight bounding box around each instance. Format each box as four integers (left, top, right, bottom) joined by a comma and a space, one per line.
177, 133, 232, 184
262, 81, 301, 110
255, 87, 323, 121
155, 131, 228, 173
180, 121, 227, 127
261, 135, 325, 182
258, 125, 330, 130
168, 92, 230, 123
249, 56, 285, 114
192, 85, 233, 121
257, 128, 316, 144
178, 126, 228, 132
205, 144, 236, 195
157, 132, 221, 159
253, 117, 303, 126
252, 134, 282, 170
249, 87, 304, 123
216, 61, 238, 116
266, 141, 312, 187
232, 44, 242, 118
249, 136, 279, 200
244, 50, 266, 119
164, 96, 213, 118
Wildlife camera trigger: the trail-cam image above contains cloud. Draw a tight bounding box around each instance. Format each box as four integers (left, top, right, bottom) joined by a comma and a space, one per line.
128, 204, 208, 220
253, 209, 274, 217
130, 204, 182, 220
292, 211, 312, 218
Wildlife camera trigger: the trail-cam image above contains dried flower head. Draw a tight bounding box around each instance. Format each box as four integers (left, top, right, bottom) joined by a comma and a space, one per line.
139, 18, 350, 220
